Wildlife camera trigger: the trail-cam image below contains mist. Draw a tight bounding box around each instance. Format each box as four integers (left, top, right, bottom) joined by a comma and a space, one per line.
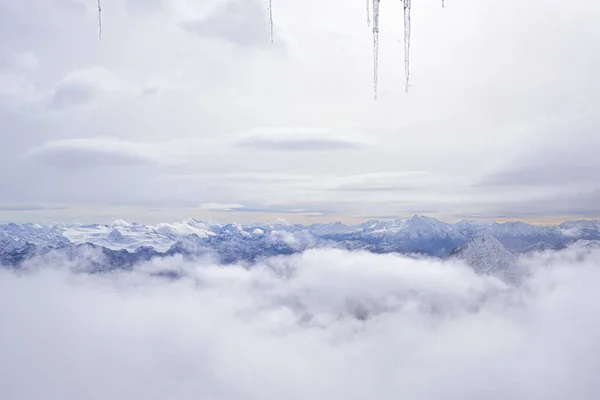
1, 247, 600, 399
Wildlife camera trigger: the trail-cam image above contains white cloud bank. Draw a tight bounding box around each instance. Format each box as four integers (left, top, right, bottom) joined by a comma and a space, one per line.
26, 136, 164, 168
1, 247, 600, 399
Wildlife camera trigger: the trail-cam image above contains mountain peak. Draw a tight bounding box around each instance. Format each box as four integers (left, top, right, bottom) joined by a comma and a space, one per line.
448, 233, 515, 274
108, 228, 124, 241
471, 233, 502, 245
398, 214, 453, 237
408, 214, 437, 223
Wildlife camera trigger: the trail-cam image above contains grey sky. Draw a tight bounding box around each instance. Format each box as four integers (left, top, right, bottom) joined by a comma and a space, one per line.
0, 0, 599, 223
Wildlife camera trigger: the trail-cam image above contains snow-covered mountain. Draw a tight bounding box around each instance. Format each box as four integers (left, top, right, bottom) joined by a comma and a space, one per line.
560, 239, 600, 251
320, 215, 467, 257
447, 234, 516, 276
1, 215, 599, 272
0, 231, 38, 266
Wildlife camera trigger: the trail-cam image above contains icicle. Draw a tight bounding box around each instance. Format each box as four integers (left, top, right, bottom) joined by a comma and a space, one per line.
268, 0, 274, 43
372, 0, 380, 99
97, 0, 102, 39
366, 0, 371, 27
403, 0, 411, 92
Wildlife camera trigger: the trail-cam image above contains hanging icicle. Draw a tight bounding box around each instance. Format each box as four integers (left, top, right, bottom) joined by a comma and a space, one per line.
372, 0, 380, 99
268, 0, 274, 43
259, 0, 445, 96
97, 0, 102, 39
403, 0, 411, 92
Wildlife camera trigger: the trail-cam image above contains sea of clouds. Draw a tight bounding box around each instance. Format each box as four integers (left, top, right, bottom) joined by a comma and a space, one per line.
1, 247, 600, 399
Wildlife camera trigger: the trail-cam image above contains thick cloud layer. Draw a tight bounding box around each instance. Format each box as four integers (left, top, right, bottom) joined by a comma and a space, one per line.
2, 248, 600, 399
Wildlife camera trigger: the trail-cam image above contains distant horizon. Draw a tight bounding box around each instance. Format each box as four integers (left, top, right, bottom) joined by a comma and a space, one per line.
0, 209, 598, 227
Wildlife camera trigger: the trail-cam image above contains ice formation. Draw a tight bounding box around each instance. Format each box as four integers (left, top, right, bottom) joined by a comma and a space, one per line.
268, 0, 274, 43
97, 0, 102, 39
373, 0, 381, 99
259, 0, 445, 97
403, 0, 411, 92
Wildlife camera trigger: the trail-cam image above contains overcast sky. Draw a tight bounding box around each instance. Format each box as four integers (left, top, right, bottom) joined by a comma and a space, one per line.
1, 0, 599, 224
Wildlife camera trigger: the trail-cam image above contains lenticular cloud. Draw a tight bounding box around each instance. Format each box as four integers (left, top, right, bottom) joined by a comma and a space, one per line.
1, 247, 600, 400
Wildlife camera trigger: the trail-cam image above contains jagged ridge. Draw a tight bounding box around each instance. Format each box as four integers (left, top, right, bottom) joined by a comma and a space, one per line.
1, 215, 599, 272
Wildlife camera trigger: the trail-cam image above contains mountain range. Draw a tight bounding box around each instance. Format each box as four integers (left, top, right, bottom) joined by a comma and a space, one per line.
1, 215, 599, 277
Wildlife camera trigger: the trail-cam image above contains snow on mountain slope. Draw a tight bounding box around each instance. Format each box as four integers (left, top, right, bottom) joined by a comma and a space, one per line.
6, 216, 600, 252
480, 221, 542, 237
0, 222, 70, 247
563, 239, 600, 251
323, 215, 469, 257
1, 215, 600, 271
523, 241, 557, 253
0, 231, 37, 266
447, 234, 516, 275
154, 222, 213, 238
394, 215, 460, 239
306, 222, 350, 235
0, 231, 31, 253
452, 219, 491, 236
62, 224, 173, 252
61, 219, 215, 252
357, 215, 459, 239
558, 220, 600, 239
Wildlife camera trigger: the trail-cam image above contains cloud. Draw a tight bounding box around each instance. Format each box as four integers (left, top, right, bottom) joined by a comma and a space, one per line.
51, 81, 96, 109
325, 171, 446, 192
124, 0, 164, 14
0, 50, 39, 72
181, 0, 276, 48
0, 204, 46, 211
48, 67, 129, 110
465, 116, 600, 217
197, 203, 245, 211
2, 247, 600, 399
196, 202, 325, 216
236, 207, 325, 216
26, 137, 168, 168
477, 116, 600, 188
0, 53, 40, 108
231, 127, 372, 152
